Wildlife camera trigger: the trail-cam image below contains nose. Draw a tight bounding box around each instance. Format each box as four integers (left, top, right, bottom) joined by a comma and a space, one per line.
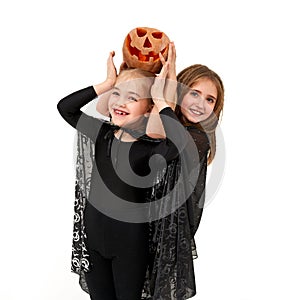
115, 96, 127, 107
143, 37, 152, 48
196, 96, 205, 109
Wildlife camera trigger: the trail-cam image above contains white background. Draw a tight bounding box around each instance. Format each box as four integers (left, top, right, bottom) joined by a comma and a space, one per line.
1, 0, 299, 299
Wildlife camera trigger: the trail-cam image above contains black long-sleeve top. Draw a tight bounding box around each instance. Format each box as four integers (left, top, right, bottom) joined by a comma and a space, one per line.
57, 86, 193, 222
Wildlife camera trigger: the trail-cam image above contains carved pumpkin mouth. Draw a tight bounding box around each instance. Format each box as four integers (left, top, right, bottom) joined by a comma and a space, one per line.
126, 35, 168, 62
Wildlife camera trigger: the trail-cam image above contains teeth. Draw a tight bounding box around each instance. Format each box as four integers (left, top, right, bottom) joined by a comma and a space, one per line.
190, 109, 202, 115
114, 109, 128, 115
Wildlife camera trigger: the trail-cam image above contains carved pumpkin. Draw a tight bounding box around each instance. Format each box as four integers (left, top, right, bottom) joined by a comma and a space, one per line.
122, 27, 170, 73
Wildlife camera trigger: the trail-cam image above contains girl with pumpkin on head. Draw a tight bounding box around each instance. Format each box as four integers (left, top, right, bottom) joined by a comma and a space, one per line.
93, 41, 225, 299
57, 49, 197, 300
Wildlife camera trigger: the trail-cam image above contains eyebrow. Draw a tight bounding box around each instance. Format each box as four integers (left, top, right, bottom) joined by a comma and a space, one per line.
193, 89, 217, 101
113, 87, 141, 98
128, 91, 141, 97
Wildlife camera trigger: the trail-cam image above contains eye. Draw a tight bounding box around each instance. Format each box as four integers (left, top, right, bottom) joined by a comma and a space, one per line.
190, 90, 199, 97
112, 91, 120, 96
152, 32, 163, 39
207, 97, 215, 104
128, 96, 138, 102
136, 28, 147, 37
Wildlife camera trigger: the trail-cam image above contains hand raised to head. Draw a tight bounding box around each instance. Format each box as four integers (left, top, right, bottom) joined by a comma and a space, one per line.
106, 51, 117, 88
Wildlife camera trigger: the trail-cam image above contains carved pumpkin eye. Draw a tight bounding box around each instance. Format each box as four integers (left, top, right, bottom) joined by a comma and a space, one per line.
136, 28, 147, 37
152, 32, 163, 39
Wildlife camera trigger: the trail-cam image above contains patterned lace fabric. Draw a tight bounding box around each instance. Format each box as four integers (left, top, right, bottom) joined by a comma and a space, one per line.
71, 132, 94, 293
71, 128, 207, 299
141, 159, 200, 300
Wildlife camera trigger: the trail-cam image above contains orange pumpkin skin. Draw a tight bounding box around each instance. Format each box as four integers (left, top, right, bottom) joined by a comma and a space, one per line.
122, 27, 170, 73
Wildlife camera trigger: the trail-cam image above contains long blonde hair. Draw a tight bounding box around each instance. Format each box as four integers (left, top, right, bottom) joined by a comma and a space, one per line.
176, 64, 224, 164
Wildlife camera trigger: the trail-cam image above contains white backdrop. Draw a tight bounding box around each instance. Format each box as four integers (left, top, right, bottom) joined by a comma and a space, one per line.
1, 0, 299, 299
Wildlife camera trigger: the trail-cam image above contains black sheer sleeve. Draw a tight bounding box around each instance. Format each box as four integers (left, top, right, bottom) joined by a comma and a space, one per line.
185, 127, 210, 236
159, 107, 189, 153
152, 107, 194, 162
57, 86, 103, 142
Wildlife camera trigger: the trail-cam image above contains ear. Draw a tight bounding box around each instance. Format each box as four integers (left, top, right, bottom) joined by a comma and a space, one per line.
146, 103, 154, 114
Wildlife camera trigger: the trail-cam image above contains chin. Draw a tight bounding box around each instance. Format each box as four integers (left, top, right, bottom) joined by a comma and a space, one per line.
111, 118, 124, 127
186, 116, 200, 124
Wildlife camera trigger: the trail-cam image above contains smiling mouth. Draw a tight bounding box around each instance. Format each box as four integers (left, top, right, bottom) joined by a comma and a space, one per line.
126, 35, 168, 62
189, 108, 203, 116
113, 109, 129, 116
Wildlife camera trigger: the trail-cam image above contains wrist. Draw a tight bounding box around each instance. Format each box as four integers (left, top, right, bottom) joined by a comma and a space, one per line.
93, 80, 114, 96
105, 78, 115, 89
154, 101, 170, 112
168, 74, 176, 81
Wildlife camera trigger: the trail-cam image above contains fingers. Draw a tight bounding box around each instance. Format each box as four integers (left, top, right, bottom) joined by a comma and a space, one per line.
159, 52, 166, 65
165, 42, 176, 64
166, 42, 176, 80
158, 57, 169, 78
107, 51, 115, 63
160, 62, 169, 78
168, 42, 173, 61
168, 42, 176, 64
169, 42, 176, 59
160, 42, 176, 65
106, 50, 117, 85
107, 51, 115, 66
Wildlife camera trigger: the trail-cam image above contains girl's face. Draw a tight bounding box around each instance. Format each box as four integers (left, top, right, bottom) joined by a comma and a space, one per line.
108, 76, 152, 128
180, 78, 217, 123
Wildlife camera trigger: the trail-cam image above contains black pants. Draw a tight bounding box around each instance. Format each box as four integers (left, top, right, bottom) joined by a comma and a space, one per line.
84, 202, 149, 300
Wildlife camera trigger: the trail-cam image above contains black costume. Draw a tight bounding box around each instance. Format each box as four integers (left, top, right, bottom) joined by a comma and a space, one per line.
57, 86, 209, 300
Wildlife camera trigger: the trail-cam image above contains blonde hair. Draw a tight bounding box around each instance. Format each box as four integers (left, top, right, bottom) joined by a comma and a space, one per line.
118, 68, 156, 80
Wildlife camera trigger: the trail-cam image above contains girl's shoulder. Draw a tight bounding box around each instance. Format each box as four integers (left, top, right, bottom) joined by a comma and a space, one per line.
186, 126, 210, 153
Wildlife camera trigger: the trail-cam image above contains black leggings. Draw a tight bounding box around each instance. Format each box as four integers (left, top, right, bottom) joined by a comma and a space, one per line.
84, 202, 149, 300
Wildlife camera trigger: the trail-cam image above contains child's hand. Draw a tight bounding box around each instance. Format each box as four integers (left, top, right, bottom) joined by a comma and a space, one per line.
159, 42, 177, 109
106, 51, 117, 88
151, 59, 169, 98
93, 51, 117, 96
151, 60, 170, 111
165, 42, 176, 80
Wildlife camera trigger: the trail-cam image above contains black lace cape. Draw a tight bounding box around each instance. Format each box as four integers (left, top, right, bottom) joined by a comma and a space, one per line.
71, 124, 208, 300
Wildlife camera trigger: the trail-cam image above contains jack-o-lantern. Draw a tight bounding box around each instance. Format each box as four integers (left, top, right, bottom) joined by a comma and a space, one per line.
122, 27, 170, 73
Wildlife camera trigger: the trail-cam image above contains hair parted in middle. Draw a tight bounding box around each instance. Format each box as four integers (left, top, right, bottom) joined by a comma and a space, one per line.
176, 64, 224, 164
